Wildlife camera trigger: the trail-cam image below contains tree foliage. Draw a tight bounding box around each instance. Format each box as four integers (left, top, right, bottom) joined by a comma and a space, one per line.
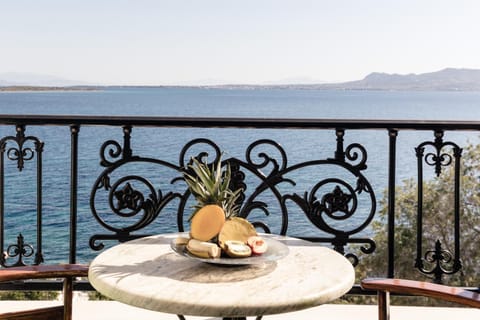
357, 142, 480, 287
0, 290, 58, 300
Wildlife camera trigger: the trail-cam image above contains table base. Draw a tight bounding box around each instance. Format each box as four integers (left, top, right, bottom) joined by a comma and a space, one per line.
178, 315, 262, 320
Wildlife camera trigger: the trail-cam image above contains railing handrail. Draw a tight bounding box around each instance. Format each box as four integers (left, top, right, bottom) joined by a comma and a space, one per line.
1, 114, 480, 130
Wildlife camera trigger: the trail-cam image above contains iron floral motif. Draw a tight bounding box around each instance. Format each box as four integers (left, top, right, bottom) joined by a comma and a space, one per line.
2, 234, 36, 268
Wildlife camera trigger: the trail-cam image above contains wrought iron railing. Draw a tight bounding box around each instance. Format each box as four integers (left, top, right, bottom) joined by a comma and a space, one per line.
0, 115, 479, 293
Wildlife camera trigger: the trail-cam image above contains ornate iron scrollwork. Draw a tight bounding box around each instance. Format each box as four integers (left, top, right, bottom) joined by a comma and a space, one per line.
90, 128, 377, 266
284, 170, 376, 264
100, 139, 123, 167
1, 234, 37, 268
279, 130, 376, 264
417, 130, 459, 177
90, 174, 181, 250
0, 125, 44, 172
0, 125, 44, 267
100, 125, 133, 167
416, 240, 462, 283
415, 130, 463, 283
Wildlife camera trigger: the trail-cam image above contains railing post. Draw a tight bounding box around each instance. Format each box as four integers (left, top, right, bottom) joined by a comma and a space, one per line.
453, 146, 462, 269
387, 129, 398, 278
122, 125, 132, 159
69, 125, 80, 264
0, 139, 4, 266
414, 144, 424, 271
35, 135, 44, 265
334, 128, 345, 161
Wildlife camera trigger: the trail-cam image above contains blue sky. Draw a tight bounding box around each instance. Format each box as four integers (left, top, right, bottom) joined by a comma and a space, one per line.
2, 1, 480, 85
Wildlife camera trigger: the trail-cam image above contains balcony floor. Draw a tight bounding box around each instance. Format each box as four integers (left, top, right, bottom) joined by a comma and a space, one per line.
0, 300, 478, 319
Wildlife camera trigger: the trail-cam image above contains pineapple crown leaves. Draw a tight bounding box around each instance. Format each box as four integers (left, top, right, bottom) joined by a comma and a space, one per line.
183, 156, 243, 219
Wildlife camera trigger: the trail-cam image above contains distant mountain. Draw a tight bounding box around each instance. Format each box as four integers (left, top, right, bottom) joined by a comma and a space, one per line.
0, 72, 91, 87
206, 68, 480, 91
3, 68, 480, 91
317, 68, 480, 91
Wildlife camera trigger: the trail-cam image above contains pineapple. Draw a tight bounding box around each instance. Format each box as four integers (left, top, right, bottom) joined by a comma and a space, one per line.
183, 157, 263, 258
184, 157, 243, 241
184, 157, 242, 219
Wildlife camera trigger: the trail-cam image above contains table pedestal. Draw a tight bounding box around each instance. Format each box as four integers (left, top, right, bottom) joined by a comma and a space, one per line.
179, 315, 261, 320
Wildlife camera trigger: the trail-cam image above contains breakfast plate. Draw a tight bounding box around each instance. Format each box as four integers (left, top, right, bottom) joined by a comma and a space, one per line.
170, 236, 289, 265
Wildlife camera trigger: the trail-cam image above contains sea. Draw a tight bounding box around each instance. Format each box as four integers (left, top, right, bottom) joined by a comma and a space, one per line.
1, 87, 480, 264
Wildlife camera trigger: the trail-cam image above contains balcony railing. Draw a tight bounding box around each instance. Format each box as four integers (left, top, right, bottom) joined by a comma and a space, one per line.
0, 114, 479, 294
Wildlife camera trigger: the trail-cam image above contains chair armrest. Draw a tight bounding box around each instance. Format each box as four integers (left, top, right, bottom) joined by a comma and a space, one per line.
361, 278, 480, 308
0, 264, 89, 320
0, 264, 89, 282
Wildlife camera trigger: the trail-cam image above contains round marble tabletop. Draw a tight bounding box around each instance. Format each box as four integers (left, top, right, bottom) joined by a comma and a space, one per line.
88, 233, 355, 318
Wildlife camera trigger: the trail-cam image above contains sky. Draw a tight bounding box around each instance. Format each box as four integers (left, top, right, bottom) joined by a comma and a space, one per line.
2, 0, 480, 85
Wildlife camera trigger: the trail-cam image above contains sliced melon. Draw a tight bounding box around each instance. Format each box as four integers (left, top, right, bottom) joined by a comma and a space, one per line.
187, 239, 221, 259
190, 204, 226, 241
224, 240, 252, 258
218, 217, 257, 249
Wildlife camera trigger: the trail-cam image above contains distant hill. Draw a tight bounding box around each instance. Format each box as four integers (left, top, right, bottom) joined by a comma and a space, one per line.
206, 68, 480, 91
3, 68, 480, 91
307, 68, 480, 91
0, 72, 92, 87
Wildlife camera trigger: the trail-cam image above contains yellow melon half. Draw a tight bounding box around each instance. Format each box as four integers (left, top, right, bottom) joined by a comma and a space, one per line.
190, 204, 226, 241
218, 217, 257, 249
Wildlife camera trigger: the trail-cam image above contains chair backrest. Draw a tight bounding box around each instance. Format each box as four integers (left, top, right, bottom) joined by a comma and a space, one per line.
0, 264, 89, 320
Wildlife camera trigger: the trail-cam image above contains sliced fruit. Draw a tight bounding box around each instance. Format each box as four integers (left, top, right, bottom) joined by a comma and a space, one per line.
223, 240, 252, 258
218, 217, 257, 249
247, 236, 268, 255
175, 236, 190, 245
186, 239, 221, 259
190, 204, 226, 241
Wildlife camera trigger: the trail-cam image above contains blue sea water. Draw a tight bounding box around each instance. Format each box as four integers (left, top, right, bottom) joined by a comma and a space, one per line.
2, 87, 480, 119
0, 88, 479, 263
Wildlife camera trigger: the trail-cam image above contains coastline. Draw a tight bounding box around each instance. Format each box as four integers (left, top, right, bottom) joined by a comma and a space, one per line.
1, 84, 478, 93
0, 86, 100, 92
3, 68, 480, 92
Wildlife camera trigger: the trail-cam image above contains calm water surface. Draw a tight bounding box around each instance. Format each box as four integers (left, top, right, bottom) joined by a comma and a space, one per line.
2, 87, 480, 119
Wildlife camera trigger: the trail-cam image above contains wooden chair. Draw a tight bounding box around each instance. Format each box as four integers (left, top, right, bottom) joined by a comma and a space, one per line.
0, 264, 89, 320
361, 278, 480, 320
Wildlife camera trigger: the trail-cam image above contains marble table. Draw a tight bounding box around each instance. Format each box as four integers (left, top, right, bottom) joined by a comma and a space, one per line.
88, 233, 355, 320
